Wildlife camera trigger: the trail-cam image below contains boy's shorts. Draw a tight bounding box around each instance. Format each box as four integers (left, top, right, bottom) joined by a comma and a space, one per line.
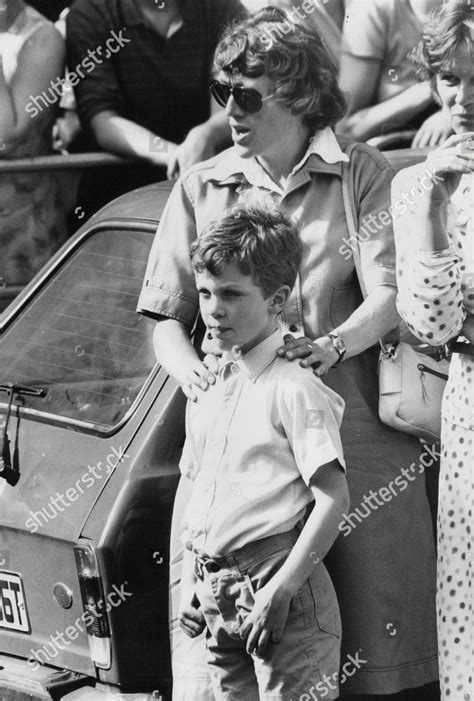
193, 528, 342, 701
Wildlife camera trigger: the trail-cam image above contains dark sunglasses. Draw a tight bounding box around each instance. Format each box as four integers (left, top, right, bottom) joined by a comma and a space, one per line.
210, 80, 274, 114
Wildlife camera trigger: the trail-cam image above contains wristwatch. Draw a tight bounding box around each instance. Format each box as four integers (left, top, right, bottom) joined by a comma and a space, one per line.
327, 332, 346, 366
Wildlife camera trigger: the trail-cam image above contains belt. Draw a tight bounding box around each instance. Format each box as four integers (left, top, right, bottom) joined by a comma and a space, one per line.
194, 554, 228, 580
452, 341, 474, 357
445, 340, 474, 357
192, 528, 302, 581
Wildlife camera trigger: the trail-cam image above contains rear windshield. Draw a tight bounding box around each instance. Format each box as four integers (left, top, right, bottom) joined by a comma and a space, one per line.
0, 228, 157, 431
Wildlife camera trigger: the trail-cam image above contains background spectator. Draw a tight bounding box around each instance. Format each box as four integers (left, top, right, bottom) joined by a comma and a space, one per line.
393, 2, 473, 698
52, 7, 82, 153
338, 0, 453, 147
27, 0, 71, 21
0, 0, 68, 303
275, 0, 348, 68
66, 0, 246, 218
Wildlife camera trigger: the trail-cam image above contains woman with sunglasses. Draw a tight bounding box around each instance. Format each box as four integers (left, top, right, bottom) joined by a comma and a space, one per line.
138, 8, 438, 701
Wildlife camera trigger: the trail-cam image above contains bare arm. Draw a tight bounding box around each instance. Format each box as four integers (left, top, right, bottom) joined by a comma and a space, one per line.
338, 54, 433, 141
0, 24, 65, 156
329, 284, 398, 357
167, 107, 232, 180
90, 110, 177, 168
240, 461, 349, 656
178, 544, 206, 638
153, 318, 216, 401
279, 285, 399, 375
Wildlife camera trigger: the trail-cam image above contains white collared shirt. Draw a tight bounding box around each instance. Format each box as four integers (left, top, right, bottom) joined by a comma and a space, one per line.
138, 128, 397, 343
180, 330, 346, 556
205, 127, 349, 196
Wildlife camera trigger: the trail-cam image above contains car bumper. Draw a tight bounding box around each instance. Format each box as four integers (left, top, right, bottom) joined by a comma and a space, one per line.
0, 654, 164, 701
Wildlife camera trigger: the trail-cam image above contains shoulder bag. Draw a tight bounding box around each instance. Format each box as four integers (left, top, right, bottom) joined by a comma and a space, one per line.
341, 143, 449, 443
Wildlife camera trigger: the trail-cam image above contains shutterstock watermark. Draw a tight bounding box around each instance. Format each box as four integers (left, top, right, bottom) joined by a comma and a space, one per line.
339, 169, 445, 260
27, 581, 132, 671
290, 649, 368, 700
25, 445, 130, 533
339, 442, 440, 537
25, 28, 131, 119
260, 0, 330, 49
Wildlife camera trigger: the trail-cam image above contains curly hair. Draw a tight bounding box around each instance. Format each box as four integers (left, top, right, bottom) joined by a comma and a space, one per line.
190, 206, 302, 299
410, 0, 474, 88
213, 6, 347, 132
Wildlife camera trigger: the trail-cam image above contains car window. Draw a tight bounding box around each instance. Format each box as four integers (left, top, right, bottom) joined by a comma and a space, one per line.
0, 228, 157, 431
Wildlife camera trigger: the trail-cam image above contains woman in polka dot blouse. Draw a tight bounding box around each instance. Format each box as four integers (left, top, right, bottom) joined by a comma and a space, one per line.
393, 3, 473, 699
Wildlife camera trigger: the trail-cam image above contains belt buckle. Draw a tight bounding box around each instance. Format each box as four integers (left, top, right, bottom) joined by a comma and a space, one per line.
205, 559, 221, 573
194, 555, 222, 579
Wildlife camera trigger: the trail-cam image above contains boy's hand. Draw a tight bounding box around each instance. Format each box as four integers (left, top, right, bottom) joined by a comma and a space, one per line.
179, 591, 206, 638
239, 582, 292, 657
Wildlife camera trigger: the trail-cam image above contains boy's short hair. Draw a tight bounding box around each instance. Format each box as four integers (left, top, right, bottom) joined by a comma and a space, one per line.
190, 206, 302, 298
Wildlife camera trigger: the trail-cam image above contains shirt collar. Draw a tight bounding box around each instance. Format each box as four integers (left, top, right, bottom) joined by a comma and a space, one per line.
220, 329, 283, 382
204, 127, 349, 187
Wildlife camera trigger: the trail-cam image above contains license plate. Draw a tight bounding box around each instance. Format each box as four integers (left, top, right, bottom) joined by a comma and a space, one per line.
0, 571, 31, 633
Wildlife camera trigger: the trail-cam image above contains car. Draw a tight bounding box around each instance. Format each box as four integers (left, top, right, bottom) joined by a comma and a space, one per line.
0, 180, 185, 700
0, 147, 430, 701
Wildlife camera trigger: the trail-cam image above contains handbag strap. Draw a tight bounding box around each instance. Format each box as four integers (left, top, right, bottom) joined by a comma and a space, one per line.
341, 142, 368, 299
341, 143, 396, 355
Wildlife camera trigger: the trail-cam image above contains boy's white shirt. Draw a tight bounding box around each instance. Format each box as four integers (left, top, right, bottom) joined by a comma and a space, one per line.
180, 329, 345, 557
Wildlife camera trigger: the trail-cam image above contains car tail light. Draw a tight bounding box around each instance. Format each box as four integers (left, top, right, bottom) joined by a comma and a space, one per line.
74, 539, 111, 669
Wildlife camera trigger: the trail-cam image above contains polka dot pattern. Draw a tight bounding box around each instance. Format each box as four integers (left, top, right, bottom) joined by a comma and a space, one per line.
396, 173, 473, 701
437, 419, 473, 701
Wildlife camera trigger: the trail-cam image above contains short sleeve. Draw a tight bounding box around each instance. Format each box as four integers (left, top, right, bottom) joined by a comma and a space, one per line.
66, 0, 125, 126
341, 0, 387, 61
277, 375, 346, 485
350, 144, 397, 293
136, 178, 199, 326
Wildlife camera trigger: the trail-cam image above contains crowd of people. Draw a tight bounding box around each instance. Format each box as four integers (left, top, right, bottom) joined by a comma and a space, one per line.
1, 0, 460, 294
1, 1, 472, 701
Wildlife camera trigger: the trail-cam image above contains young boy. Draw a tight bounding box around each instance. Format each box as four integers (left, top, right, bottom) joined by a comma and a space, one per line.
178, 206, 349, 701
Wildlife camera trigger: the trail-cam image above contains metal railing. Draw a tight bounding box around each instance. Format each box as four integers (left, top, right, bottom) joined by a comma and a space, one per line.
0, 146, 430, 174
0, 146, 431, 309
0, 151, 138, 173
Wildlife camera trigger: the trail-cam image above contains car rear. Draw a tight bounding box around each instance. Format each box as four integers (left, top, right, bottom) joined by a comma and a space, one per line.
0, 183, 182, 699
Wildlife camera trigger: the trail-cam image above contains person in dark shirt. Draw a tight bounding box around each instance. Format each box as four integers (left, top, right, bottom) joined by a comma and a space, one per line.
66, 0, 246, 215
27, 0, 71, 21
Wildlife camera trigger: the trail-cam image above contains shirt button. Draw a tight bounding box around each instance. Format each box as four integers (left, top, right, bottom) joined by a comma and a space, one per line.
289, 324, 298, 332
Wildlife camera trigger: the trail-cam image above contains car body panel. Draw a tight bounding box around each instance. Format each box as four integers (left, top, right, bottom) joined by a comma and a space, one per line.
0, 181, 178, 697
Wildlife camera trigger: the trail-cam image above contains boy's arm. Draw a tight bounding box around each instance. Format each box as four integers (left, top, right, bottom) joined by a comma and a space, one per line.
178, 545, 206, 638
240, 461, 349, 657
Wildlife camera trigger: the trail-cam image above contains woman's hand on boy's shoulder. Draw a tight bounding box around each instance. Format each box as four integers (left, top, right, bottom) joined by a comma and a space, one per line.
181, 355, 219, 402
277, 334, 339, 376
